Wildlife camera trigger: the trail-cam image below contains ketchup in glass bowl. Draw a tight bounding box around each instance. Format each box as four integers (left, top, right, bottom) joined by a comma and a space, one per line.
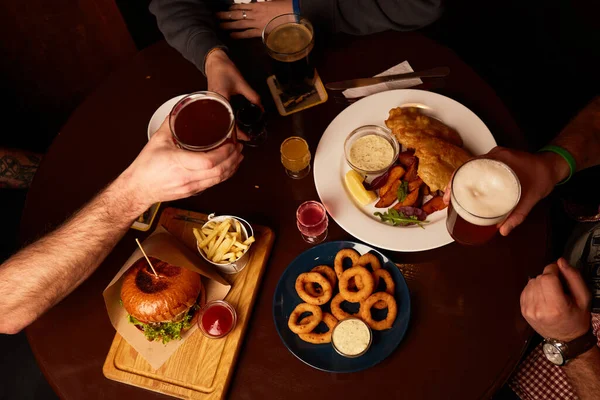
198, 300, 237, 339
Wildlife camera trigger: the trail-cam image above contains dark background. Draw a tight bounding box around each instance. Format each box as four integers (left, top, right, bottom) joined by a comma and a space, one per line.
0, 0, 598, 399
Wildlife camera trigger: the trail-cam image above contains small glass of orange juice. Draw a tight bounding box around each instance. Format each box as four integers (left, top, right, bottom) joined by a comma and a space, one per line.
280, 137, 311, 179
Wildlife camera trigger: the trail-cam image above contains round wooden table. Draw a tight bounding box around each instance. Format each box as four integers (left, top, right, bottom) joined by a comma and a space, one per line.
20, 31, 550, 399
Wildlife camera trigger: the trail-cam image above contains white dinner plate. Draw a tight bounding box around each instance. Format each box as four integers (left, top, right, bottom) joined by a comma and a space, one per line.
313, 89, 497, 252
147, 94, 187, 140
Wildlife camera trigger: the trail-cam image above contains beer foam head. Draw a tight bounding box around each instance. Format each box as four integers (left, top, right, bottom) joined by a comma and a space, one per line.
451, 159, 521, 226
265, 23, 313, 62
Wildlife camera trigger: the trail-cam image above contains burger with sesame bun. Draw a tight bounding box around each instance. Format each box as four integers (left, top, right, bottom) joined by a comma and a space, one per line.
120, 256, 205, 344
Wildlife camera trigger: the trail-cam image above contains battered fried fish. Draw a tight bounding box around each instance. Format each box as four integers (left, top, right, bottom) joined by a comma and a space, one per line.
385, 108, 472, 192
385, 107, 463, 147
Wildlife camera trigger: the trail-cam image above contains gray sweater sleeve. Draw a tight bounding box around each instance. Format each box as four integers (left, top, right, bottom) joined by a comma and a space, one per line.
300, 0, 443, 35
149, 0, 227, 75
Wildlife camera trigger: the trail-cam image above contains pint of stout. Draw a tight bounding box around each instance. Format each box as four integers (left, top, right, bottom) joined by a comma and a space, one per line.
446, 159, 521, 245
263, 14, 315, 93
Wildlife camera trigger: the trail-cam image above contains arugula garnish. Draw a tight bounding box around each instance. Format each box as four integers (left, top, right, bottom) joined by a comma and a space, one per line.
396, 181, 409, 203
374, 208, 428, 229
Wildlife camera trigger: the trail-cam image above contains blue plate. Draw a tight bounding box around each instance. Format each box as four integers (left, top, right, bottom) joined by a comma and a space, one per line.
273, 241, 411, 373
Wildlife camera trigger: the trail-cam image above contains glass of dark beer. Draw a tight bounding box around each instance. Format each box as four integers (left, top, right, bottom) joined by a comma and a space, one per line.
446, 158, 521, 245
262, 13, 315, 94
169, 91, 235, 152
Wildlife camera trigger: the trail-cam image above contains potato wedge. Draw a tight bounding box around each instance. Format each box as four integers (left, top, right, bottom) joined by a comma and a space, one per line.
375, 180, 401, 208
408, 177, 423, 192
379, 166, 405, 197
422, 196, 448, 215
397, 150, 416, 168
423, 185, 431, 197
404, 159, 419, 182
393, 187, 420, 208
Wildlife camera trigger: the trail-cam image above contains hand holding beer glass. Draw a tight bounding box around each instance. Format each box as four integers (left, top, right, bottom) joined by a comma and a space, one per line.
446, 158, 521, 245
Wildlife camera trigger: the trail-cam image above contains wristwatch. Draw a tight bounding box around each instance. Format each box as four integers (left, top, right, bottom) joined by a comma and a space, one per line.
542, 329, 597, 366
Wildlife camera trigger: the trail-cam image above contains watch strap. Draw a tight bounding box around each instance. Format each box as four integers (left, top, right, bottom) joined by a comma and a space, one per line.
563, 328, 597, 362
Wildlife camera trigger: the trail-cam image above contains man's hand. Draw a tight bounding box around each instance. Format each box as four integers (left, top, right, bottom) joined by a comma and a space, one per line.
205, 49, 261, 107
520, 258, 591, 342
122, 116, 244, 207
216, 1, 293, 39
443, 146, 569, 235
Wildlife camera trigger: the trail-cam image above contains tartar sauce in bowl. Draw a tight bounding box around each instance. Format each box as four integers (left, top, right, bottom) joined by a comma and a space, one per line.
331, 318, 372, 358
349, 135, 394, 171
344, 125, 399, 176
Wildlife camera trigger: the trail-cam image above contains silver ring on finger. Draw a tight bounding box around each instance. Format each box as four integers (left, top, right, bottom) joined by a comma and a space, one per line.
228, 12, 232, 19
242, 11, 247, 19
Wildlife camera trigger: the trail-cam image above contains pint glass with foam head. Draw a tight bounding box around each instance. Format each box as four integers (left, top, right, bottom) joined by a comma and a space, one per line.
446, 158, 521, 245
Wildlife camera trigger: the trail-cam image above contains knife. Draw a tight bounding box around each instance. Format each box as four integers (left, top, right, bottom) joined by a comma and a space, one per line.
325, 67, 450, 91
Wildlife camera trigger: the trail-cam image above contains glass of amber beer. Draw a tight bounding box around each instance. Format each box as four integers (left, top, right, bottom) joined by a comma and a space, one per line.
170, 91, 235, 152
446, 158, 521, 245
262, 14, 315, 94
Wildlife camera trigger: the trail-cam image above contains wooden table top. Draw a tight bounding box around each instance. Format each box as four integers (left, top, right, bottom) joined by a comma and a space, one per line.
20, 31, 550, 399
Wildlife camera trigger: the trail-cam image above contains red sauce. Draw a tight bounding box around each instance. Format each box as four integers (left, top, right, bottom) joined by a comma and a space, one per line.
173, 99, 232, 147
298, 204, 324, 226
201, 303, 234, 337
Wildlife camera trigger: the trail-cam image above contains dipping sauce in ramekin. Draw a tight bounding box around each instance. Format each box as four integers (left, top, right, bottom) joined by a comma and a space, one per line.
198, 300, 237, 339
331, 318, 372, 358
344, 125, 399, 176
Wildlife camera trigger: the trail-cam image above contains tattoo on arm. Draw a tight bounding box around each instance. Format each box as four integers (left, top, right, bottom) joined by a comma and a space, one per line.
0, 149, 42, 189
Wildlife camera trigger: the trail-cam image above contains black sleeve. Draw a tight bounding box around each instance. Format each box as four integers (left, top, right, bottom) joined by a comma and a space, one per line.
149, 0, 228, 75
300, 0, 443, 35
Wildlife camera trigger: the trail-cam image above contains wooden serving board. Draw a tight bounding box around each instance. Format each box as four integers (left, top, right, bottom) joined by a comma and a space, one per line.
103, 207, 275, 399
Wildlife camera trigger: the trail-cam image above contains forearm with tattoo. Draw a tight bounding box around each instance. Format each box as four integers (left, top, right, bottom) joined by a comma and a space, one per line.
564, 346, 600, 400
0, 174, 148, 334
0, 148, 42, 189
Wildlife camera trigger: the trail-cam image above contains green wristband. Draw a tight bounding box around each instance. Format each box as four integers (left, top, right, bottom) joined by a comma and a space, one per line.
538, 145, 576, 185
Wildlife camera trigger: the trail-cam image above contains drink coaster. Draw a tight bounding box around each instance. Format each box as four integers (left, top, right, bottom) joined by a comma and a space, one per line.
267, 70, 328, 116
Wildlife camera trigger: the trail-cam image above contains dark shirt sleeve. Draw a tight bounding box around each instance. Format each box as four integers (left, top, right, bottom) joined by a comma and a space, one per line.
149, 0, 227, 75
300, 0, 443, 35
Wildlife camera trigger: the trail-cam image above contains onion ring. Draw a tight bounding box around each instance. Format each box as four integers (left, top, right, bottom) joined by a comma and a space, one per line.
360, 292, 397, 331
303, 265, 337, 297
295, 272, 333, 305
339, 266, 374, 302
304, 283, 322, 297
334, 248, 360, 280
312, 265, 337, 287
356, 252, 382, 272
372, 269, 396, 309
298, 312, 338, 344
288, 303, 323, 334
330, 293, 362, 321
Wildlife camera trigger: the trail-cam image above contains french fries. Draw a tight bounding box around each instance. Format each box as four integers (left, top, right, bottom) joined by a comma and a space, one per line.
193, 218, 255, 264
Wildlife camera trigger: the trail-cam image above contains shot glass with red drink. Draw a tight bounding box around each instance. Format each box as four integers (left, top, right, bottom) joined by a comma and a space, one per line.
296, 201, 328, 243
169, 91, 235, 151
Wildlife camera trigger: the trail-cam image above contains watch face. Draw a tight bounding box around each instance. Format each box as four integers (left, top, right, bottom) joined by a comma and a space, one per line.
543, 343, 564, 365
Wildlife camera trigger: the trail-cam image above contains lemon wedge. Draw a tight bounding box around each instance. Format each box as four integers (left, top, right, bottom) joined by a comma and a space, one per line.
345, 170, 378, 206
